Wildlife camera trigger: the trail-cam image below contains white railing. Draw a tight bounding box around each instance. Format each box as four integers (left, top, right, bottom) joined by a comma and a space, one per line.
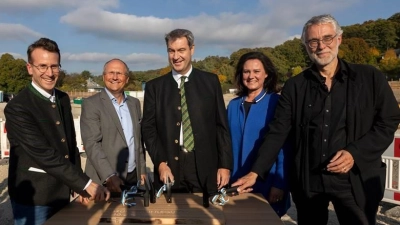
382, 155, 400, 205
0, 118, 84, 159
0, 119, 399, 204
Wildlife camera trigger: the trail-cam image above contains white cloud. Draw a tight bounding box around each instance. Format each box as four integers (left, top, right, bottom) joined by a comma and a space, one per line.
60, 7, 173, 44
60, 7, 281, 48
0, 23, 43, 41
62, 52, 167, 70
59, 0, 359, 51
0, 52, 25, 60
0, 0, 118, 13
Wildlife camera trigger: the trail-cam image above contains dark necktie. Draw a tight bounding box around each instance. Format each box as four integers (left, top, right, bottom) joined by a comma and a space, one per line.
180, 76, 194, 152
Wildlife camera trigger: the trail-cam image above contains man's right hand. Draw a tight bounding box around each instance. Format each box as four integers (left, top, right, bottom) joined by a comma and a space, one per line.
158, 162, 174, 184
105, 175, 124, 192
85, 182, 110, 202
231, 172, 258, 194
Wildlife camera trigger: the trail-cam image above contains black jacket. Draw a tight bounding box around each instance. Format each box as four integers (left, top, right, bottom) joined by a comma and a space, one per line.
5, 84, 89, 207
252, 58, 400, 216
142, 68, 233, 193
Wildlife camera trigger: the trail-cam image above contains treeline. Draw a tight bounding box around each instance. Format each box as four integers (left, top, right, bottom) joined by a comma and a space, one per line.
126, 12, 400, 92
1, 13, 399, 94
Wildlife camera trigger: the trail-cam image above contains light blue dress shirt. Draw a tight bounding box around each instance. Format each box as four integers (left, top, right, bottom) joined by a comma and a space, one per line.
104, 88, 135, 172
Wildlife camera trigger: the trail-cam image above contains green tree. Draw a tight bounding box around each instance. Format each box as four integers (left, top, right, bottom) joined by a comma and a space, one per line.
365, 19, 398, 51
124, 71, 138, 90
0, 53, 30, 94
274, 38, 309, 68
55, 69, 67, 88
379, 49, 400, 80
339, 37, 375, 64
81, 70, 93, 80
342, 24, 369, 41
229, 48, 254, 68
388, 12, 400, 24
218, 64, 235, 84
59, 73, 87, 92
259, 48, 290, 82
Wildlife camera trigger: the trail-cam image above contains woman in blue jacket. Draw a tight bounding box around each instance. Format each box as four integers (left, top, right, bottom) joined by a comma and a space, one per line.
227, 51, 291, 217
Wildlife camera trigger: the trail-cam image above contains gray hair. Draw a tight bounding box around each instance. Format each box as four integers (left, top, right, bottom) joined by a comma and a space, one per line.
165, 29, 195, 48
301, 14, 343, 44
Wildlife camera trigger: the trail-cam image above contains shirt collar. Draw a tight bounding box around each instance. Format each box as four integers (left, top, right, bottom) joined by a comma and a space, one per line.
241, 89, 268, 104
31, 81, 55, 101
104, 88, 127, 103
309, 57, 348, 83
172, 65, 193, 83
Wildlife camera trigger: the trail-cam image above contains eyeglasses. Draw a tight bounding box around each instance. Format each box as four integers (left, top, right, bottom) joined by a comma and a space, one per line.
105, 71, 128, 76
306, 34, 338, 48
30, 64, 61, 73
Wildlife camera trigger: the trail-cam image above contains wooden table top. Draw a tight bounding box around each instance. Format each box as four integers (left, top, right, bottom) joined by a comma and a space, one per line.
45, 193, 283, 225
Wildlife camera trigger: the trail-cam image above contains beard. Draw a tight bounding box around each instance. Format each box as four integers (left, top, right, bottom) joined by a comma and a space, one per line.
308, 45, 339, 67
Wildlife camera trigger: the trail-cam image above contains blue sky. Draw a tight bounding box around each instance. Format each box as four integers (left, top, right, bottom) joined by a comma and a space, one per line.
0, 0, 398, 75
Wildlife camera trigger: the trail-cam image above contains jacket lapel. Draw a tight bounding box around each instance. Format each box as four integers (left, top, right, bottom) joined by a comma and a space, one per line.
100, 90, 127, 144
346, 70, 362, 143
127, 97, 139, 131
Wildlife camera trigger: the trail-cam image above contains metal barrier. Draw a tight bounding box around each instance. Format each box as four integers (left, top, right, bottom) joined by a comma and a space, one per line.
382, 156, 400, 204
0, 119, 8, 159
0, 118, 399, 205
0, 117, 84, 159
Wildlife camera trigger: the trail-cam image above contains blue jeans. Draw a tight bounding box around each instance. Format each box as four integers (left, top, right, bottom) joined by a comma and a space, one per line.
11, 200, 59, 225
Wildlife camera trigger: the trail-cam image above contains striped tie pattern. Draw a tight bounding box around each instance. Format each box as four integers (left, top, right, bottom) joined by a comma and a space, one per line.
180, 76, 194, 152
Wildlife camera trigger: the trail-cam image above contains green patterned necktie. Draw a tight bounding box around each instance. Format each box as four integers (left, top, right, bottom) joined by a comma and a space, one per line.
180, 76, 194, 152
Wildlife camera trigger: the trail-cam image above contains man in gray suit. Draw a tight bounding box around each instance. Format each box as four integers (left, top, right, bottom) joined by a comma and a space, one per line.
81, 58, 146, 193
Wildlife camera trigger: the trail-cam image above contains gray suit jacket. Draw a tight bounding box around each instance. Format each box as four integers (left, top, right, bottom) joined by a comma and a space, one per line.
81, 89, 146, 184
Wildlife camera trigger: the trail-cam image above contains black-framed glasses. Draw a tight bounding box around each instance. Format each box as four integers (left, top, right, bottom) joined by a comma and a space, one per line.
30, 64, 61, 73
306, 34, 338, 48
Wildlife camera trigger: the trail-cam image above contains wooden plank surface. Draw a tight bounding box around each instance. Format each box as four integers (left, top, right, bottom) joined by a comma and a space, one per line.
44, 193, 283, 225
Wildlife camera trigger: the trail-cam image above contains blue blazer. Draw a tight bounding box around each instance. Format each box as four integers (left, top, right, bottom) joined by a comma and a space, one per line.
227, 90, 290, 217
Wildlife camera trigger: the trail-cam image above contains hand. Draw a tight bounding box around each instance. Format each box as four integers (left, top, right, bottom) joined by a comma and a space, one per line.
140, 174, 147, 186
231, 172, 258, 194
105, 175, 123, 192
85, 181, 110, 202
158, 162, 174, 184
268, 186, 284, 204
326, 150, 355, 174
77, 195, 91, 206
217, 168, 230, 189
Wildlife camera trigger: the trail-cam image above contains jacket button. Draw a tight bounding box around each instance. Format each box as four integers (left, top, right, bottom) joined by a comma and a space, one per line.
174, 139, 178, 144
65, 155, 69, 159
177, 106, 181, 110
56, 121, 61, 125
174, 156, 179, 161
52, 104, 56, 108
61, 138, 66, 142
176, 122, 180, 126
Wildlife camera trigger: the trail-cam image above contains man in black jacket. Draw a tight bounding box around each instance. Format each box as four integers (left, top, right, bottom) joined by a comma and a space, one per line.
233, 14, 400, 225
142, 29, 233, 197
5, 38, 109, 225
